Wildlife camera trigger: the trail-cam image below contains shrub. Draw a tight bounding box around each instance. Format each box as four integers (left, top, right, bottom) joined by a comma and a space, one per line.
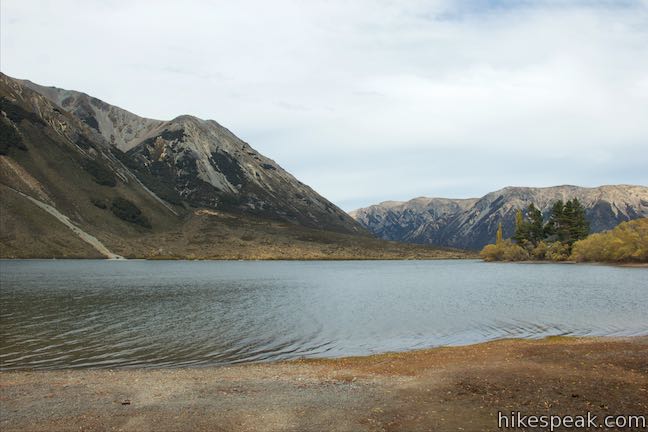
75, 134, 94, 149
530, 241, 548, 260
91, 197, 107, 209
502, 242, 530, 261
571, 218, 648, 263
83, 158, 117, 187
0, 120, 26, 154
0, 97, 45, 125
110, 197, 151, 228
546, 241, 570, 261
110, 147, 183, 206
480, 240, 529, 262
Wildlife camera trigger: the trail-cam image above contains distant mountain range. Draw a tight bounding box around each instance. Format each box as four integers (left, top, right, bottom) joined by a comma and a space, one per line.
350, 185, 648, 250
6, 73, 455, 259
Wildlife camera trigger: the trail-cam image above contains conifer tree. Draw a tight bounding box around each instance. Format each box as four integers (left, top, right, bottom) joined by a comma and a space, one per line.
544, 200, 564, 239
527, 203, 544, 246
567, 198, 589, 244
561, 199, 575, 242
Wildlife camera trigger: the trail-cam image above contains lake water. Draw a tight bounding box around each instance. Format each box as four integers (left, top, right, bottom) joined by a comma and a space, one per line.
0, 260, 646, 371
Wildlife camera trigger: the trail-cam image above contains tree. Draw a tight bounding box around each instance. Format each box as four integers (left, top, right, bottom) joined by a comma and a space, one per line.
544, 200, 564, 239
551, 198, 590, 247
568, 198, 589, 243
527, 203, 544, 246
513, 209, 529, 244
496, 222, 503, 244
515, 209, 523, 230
480, 239, 529, 262
513, 205, 544, 247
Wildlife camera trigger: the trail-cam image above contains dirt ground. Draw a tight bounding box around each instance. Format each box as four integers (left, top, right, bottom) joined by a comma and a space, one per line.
1, 337, 647, 432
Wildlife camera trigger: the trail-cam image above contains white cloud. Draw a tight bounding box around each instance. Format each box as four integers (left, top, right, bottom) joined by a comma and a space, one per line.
2, 0, 647, 209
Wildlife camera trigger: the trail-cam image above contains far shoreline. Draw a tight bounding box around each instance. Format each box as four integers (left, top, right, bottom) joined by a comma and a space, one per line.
3, 256, 647, 268
483, 259, 648, 267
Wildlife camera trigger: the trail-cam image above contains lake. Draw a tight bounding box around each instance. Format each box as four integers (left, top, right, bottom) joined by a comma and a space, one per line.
0, 259, 646, 370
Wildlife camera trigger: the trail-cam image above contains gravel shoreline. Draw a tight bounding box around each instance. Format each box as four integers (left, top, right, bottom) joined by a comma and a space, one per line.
1, 336, 647, 431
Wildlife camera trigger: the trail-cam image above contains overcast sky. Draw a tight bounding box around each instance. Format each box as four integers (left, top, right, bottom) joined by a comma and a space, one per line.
2, 0, 647, 210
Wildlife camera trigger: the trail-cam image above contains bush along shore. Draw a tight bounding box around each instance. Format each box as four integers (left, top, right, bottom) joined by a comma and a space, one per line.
480, 199, 648, 264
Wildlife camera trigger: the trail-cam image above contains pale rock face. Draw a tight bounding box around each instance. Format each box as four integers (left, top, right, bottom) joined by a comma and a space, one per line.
19, 79, 161, 151
352, 185, 648, 250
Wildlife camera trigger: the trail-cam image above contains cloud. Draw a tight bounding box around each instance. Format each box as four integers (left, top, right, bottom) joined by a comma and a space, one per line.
2, 0, 647, 209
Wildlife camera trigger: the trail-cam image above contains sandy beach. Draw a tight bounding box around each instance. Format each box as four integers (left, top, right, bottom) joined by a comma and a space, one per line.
1, 337, 647, 431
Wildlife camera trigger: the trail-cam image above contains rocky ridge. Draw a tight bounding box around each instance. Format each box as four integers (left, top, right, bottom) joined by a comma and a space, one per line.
351, 185, 648, 250
10, 74, 362, 234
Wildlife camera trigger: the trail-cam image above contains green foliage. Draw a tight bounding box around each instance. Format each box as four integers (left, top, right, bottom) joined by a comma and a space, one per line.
82, 158, 117, 187
513, 199, 589, 250
485, 198, 592, 262
513, 209, 526, 244
110, 197, 151, 228
566, 198, 589, 244
0, 119, 26, 154
527, 204, 544, 245
480, 239, 529, 262
543, 199, 589, 246
513, 204, 544, 246
91, 197, 107, 209
110, 147, 183, 206
571, 218, 648, 263
75, 135, 94, 150
544, 200, 563, 239
0, 97, 45, 125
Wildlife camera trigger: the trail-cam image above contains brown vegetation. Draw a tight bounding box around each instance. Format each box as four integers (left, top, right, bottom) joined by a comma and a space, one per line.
571, 218, 648, 263
479, 239, 528, 261
0, 188, 474, 260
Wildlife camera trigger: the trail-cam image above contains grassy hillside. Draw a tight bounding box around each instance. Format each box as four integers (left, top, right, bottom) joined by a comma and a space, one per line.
0, 188, 471, 260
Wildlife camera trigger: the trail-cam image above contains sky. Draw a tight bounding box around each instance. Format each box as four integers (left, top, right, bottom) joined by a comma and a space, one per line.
1, 0, 647, 210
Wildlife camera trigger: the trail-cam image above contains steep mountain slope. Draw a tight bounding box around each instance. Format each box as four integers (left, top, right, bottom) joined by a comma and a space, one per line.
1, 73, 184, 257
19, 78, 361, 234
2, 73, 466, 259
348, 197, 478, 244
352, 185, 648, 250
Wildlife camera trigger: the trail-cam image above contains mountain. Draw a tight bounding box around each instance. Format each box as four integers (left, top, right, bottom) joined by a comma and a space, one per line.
18, 78, 361, 234
1, 73, 469, 259
351, 185, 648, 250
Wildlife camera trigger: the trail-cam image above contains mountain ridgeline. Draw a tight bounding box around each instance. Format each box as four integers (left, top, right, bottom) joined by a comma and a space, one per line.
351, 185, 648, 250
3, 73, 472, 260
16, 77, 361, 233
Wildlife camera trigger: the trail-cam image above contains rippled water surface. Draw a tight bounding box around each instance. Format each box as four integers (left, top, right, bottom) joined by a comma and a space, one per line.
1, 259, 646, 370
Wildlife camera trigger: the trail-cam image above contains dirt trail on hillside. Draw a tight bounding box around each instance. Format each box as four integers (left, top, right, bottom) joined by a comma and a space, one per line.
1, 337, 647, 431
